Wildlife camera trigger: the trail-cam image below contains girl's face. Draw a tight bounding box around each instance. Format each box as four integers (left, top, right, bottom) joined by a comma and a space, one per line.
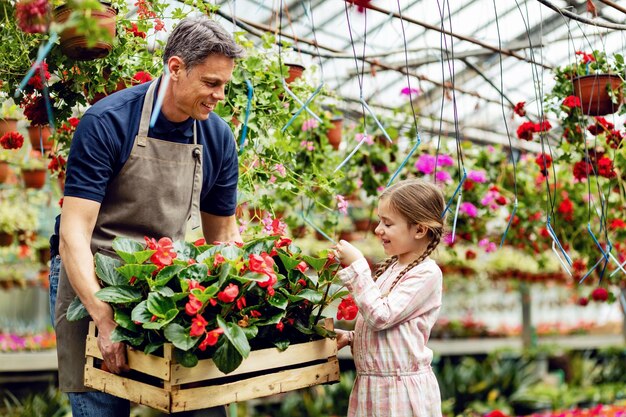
374, 197, 424, 264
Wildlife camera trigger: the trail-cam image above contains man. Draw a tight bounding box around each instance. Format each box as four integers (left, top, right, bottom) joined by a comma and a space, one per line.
54, 16, 245, 417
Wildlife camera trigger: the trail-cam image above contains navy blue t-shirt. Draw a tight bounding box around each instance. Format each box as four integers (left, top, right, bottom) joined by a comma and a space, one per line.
50, 80, 239, 255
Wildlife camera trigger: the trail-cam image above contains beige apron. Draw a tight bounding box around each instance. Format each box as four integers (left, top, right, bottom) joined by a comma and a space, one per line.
55, 80, 203, 392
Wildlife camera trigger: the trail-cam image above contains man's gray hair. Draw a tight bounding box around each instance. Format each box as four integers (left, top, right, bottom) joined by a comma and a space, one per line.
163, 16, 245, 70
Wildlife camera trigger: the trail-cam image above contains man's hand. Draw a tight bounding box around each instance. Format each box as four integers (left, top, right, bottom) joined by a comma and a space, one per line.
96, 306, 129, 374
334, 240, 365, 266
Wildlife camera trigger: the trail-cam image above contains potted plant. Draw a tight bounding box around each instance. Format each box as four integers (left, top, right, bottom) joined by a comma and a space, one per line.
0, 203, 20, 246
19, 151, 47, 189
0, 97, 23, 137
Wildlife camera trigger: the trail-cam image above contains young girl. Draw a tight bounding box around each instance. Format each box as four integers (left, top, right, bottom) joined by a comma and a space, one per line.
334, 178, 445, 417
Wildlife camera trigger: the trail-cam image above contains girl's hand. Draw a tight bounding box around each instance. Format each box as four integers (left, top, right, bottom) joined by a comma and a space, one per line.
334, 239, 364, 266
335, 329, 352, 350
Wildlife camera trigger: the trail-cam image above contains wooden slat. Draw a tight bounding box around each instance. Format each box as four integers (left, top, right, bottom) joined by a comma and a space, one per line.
84, 364, 171, 413
170, 358, 340, 412
171, 337, 337, 385
85, 335, 171, 381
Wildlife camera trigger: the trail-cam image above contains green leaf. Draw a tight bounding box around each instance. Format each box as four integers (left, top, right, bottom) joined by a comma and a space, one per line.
164, 323, 199, 351
174, 348, 199, 368
218, 263, 232, 287
94, 253, 126, 286
278, 252, 300, 271
66, 296, 90, 321
133, 249, 156, 265
241, 325, 258, 340
152, 264, 184, 288
302, 255, 326, 272
147, 292, 176, 317
116, 264, 157, 280
112, 237, 144, 263
95, 286, 143, 304
282, 288, 323, 304
179, 263, 209, 282
114, 309, 139, 332
256, 312, 284, 326
273, 339, 290, 351
220, 245, 243, 261
267, 292, 288, 310
131, 301, 151, 324
110, 327, 144, 347
294, 320, 315, 335
217, 316, 250, 359
173, 240, 199, 261
144, 342, 163, 355
212, 339, 243, 374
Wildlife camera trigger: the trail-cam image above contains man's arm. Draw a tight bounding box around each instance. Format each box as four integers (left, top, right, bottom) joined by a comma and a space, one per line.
201, 212, 241, 243
59, 196, 129, 374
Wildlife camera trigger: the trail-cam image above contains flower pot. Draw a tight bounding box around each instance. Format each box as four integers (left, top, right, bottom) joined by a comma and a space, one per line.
38, 247, 51, 265
285, 63, 305, 84
53, 3, 117, 60
27, 124, 54, 151
0, 232, 14, 247
22, 168, 47, 189
354, 218, 371, 232
0, 118, 19, 137
0, 161, 9, 183
87, 79, 126, 105
326, 118, 342, 150
573, 74, 623, 116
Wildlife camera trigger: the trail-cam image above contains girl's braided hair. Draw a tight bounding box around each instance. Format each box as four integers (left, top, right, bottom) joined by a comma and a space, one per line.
373, 179, 446, 292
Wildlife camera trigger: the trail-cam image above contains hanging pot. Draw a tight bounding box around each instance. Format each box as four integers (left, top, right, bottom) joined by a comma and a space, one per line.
285, 63, 305, 84
326, 117, 343, 150
0, 118, 18, 137
53, 3, 117, 61
573, 74, 623, 116
0, 161, 9, 183
22, 168, 47, 189
27, 124, 54, 151
0, 232, 14, 247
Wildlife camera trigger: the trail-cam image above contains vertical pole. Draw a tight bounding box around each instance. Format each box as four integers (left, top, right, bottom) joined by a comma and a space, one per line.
520, 282, 532, 349
229, 403, 238, 417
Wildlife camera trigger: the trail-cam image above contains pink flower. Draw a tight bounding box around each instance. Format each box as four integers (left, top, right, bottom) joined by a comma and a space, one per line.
355, 133, 373, 145
467, 170, 487, 183
478, 238, 497, 253
300, 140, 314, 151
436, 154, 454, 167
336, 194, 348, 214
301, 118, 319, 132
415, 154, 436, 174
435, 171, 452, 183
274, 163, 286, 177
400, 87, 421, 97
459, 202, 478, 218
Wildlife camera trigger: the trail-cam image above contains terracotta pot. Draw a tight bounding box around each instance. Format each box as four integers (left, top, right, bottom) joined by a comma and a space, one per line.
53, 3, 117, 60
573, 74, 623, 116
87, 79, 127, 105
0, 118, 19, 137
327, 118, 343, 150
0, 232, 13, 247
354, 218, 371, 232
38, 247, 51, 265
22, 168, 47, 189
0, 161, 9, 183
27, 125, 54, 151
290, 225, 307, 238
285, 63, 305, 84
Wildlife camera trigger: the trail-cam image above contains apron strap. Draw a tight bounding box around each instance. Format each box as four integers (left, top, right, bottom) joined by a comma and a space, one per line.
137, 79, 158, 139
189, 122, 202, 230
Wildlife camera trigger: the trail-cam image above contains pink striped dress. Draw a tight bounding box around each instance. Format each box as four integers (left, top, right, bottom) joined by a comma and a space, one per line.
339, 257, 443, 417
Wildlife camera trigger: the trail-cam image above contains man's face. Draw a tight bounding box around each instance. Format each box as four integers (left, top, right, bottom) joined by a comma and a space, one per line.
170, 54, 235, 121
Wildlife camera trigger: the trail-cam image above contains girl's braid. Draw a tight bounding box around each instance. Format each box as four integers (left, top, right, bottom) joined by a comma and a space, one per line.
386, 228, 443, 293
374, 256, 397, 281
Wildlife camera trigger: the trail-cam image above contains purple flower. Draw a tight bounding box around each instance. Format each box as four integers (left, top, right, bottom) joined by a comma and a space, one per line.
435, 171, 452, 183
436, 154, 454, 167
415, 154, 436, 174
459, 202, 478, 218
400, 87, 421, 97
467, 170, 487, 183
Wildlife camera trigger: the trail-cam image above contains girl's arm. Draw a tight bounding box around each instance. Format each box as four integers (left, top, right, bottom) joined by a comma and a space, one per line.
339, 258, 441, 331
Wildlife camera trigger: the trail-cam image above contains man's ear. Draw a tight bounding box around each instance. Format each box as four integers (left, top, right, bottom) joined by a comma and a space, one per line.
168, 56, 184, 80
414, 224, 428, 240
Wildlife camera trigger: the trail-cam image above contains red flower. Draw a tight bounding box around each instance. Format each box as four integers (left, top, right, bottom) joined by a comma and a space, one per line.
513, 101, 526, 117
575, 50, 595, 64
149, 237, 176, 269
22, 94, 50, 126
562, 95, 581, 109
48, 153, 67, 173
188, 279, 205, 291
597, 156, 616, 179
485, 411, 509, 417
352, 0, 372, 13
276, 321, 284, 332
465, 250, 476, 260
463, 179, 475, 191
213, 253, 225, 267
217, 283, 239, 303
573, 160, 592, 181
534, 153, 552, 172
154, 18, 165, 31
295, 261, 308, 273
0, 131, 24, 150
185, 294, 203, 316
577, 297, 589, 307
297, 278, 307, 287
190, 314, 208, 337
271, 218, 287, 235
587, 117, 614, 136
236, 296, 246, 310
15, 0, 49, 34
250, 310, 261, 318
609, 219, 626, 230
591, 287, 608, 302
275, 237, 292, 248
337, 296, 358, 320
193, 238, 206, 246
495, 196, 507, 206
557, 198, 574, 222
534, 120, 551, 133
606, 130, 623, 149
126, 22, 146, 38
516, 121, 536, 141
27, 61, 51, 90
198, 327, 224, 351
132, 71, 153, 85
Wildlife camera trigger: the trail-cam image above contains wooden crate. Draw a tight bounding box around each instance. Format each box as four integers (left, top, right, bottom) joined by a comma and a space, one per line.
83, 319, 340, 412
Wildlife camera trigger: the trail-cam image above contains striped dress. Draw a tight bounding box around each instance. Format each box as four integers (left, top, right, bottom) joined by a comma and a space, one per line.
339, 257, 443, 417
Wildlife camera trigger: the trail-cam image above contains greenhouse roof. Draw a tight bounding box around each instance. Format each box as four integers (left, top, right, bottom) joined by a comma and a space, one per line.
211, 0, 626, 152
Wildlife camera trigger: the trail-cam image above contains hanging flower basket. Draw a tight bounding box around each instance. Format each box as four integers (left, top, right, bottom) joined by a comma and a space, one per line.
0, 161, 10, 183
0, 119, 18, 137
572, 74, 623, 116
285, 63, 305, 84
22, 168, 47, 189
27, 124, 54, 151
53, 3, 117, 60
